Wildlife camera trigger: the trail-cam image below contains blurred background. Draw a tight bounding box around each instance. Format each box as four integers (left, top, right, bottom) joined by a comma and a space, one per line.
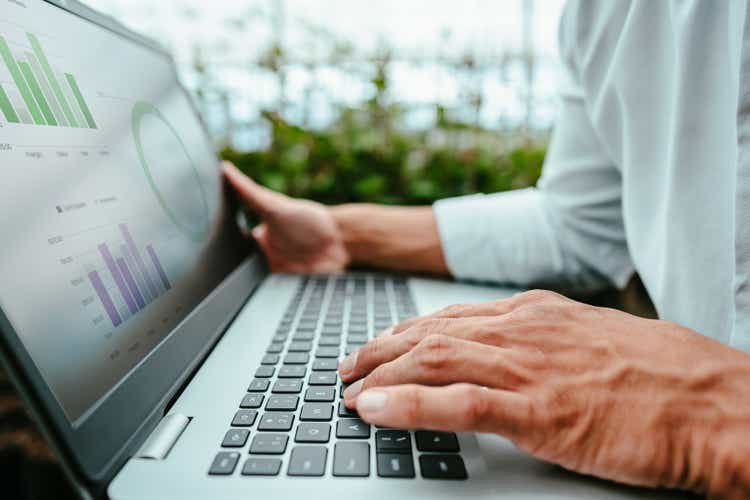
84, 0, 564, 204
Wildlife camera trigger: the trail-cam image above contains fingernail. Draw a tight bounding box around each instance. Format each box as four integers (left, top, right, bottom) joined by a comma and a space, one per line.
339, 350, 358, 375
343, 379, 363, 400
377, 326, 394, 337
357, 390, 387, 413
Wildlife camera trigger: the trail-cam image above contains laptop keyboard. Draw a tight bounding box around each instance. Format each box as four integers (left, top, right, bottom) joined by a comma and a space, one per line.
209, 274, 468, 480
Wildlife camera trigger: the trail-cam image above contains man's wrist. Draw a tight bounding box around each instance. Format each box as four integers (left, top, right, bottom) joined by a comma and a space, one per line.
328, 203, 376, 266
328, 203, 449, 274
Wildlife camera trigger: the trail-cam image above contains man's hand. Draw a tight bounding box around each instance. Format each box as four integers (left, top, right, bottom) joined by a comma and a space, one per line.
339, 290, 750, 498
222, 161, 449, 275
223, 162, 350, 273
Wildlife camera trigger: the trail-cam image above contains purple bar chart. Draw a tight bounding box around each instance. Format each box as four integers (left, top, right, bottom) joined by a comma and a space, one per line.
87, 223, 171, 328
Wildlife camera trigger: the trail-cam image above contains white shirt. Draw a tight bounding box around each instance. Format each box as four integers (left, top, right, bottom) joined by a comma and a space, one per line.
433, 0, 750, 352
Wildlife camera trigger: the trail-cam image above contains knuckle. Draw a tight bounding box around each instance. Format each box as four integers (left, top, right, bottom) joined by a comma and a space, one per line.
413, 334, 453, 371
521, 289, 558, 302
507, 303, 548, 322
438, 304, 467, 317
359, 337, 384, 365
405, 387, 426, 424
423, 317, 452, 335
459, 385, 490, 427
363, 365, 388, 389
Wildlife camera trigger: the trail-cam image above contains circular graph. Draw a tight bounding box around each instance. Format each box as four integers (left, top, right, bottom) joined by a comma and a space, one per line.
131, 101, 209, 241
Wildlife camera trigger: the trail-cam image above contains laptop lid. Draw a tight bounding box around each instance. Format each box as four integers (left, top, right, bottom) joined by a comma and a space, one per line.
0, 0, 263, 494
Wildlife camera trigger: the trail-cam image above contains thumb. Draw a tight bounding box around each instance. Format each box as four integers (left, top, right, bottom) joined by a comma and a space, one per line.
222, 161, 284, 217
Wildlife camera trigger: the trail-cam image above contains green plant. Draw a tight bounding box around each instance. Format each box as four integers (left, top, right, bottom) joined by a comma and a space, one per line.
221, 107, 546, 205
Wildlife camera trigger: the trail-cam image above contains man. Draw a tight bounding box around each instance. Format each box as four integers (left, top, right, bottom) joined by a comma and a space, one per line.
223, 1, 750, 497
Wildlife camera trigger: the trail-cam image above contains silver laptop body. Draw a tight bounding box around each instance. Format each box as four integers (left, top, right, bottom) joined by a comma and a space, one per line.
0, 1, 680, 499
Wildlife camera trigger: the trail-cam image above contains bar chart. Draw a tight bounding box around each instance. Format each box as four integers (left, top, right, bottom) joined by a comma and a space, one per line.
0, 30, 97, 128
87, 223, 171, 328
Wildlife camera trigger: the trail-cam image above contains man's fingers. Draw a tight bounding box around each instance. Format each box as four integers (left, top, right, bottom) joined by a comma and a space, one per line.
222, 161, 285, 217
389, 298, 520, 335
353, 383, 533, 438
343, 335, 530, 402
339, 316, 515, 383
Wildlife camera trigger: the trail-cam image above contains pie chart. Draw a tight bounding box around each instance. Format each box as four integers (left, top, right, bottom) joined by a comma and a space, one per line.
131, 101, 209, 241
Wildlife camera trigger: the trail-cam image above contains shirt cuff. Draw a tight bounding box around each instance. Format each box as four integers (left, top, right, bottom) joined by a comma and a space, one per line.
433, 188, 565, 285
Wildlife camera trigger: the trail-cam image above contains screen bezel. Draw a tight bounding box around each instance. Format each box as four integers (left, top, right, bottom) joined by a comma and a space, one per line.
0, 0, 266, 493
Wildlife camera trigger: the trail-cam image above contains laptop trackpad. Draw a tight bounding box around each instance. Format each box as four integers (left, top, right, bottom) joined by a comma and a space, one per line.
408, 277, 521, 316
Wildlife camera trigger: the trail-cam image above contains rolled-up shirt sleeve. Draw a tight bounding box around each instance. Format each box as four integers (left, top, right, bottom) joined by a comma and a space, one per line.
434, 188, 567, 285
433, 4, 634, 291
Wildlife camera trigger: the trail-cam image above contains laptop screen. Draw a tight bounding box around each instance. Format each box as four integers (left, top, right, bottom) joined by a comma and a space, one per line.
0, 1, 245, 423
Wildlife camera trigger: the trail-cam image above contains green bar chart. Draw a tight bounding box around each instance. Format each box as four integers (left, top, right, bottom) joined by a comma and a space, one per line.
0, 31, 97, 128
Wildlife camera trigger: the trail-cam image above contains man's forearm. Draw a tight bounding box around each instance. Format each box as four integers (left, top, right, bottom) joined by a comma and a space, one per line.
330, 204, 450, 275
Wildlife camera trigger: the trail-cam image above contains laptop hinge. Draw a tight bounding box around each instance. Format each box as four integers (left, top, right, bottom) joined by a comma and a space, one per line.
134, 413, 191, 460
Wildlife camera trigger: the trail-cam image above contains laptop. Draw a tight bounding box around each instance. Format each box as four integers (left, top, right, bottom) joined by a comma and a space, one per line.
0, 1, 681, 499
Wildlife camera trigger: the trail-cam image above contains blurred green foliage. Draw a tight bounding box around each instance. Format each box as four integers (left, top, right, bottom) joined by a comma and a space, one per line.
218, 48, 547, 205
220, 112, 546, 205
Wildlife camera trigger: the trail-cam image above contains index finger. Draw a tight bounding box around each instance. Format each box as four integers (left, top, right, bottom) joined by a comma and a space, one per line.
222, 161, 284, 217
353, 383, 533, 439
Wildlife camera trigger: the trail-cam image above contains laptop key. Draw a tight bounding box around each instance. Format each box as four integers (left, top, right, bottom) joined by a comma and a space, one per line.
336, 418, 371, 439
315, 347, 340, 358
292, 331, 315, 341
278, 365, 306, 378
333, 442, 370, 477
231, 409, 258, 427
272, 379, 303, 393
221, 428, 250, 448
209, 451, 240, 475
242, 458, 282, 476
295, 423, 331, 443
304, 387, 335, 402
248, 379, 270, 392
283, 352, 309, 365
347, 334, 368, 343
266, 395, 299, 411
318, 336, 340, 346
289, 341, 313, 352
249, 433, 288, 454
419, 454, 468, 480
338, 401, 358, 418
308, 372, 337, 385
272, 334, 287, 343
312, 358, 338, 371
300, 403, 333, 421
258, 412, 294, 431
287, 446, 327, 476
261, 354, 280, 365
240, 394, 264, 409
415, 431, 460, 452
267, 343, 284, 353
377, 453, 416, 478
255, 366, 275, 378
376, 430, 412, 453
